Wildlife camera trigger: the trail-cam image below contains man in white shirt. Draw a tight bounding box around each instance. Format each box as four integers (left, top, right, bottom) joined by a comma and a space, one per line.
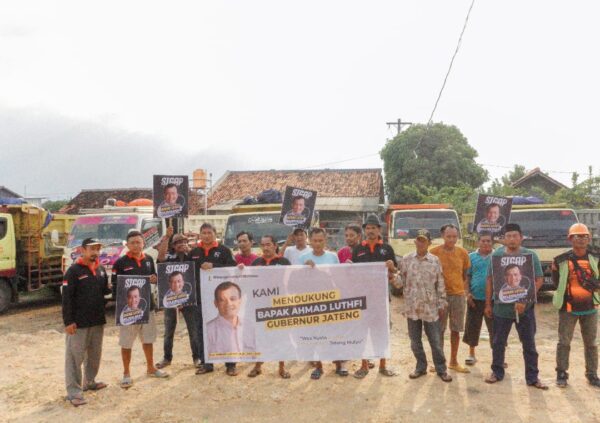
206, 282, 256, 356
283, 228, 313, 265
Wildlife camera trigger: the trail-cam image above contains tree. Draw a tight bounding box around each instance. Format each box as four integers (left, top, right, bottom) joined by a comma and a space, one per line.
42, 199, 69, 212
380, 123, 488, 203
487, 164, 527, 197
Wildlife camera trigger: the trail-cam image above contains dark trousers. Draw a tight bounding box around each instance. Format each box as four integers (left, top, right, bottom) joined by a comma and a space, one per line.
198, 303, 235, 370
556, 310, 598, 377
163, 305, 201, 362
491, 306, 539, 384
407, 318, 447, 374
463, 299, 493, 348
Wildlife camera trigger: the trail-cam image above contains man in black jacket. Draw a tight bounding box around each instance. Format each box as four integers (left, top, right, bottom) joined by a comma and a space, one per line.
189, 223, 238, 376
62, 238, 111, 407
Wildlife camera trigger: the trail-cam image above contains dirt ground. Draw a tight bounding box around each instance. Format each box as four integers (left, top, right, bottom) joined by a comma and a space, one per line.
1, 290, 600, 423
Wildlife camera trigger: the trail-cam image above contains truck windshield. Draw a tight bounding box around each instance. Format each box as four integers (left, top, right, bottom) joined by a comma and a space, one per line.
509, 210, 577, 248
393, 210, 461, 239
68, 215, 138, 248
223, 213, 290, 249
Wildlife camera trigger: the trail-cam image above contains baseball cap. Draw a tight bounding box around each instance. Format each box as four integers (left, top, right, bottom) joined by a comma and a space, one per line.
415, 229, 431, 241
81, 238, 103, 248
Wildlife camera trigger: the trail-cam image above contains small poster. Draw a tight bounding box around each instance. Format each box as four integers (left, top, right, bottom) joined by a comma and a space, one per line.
115, 275, 151, 326
157, 261, 197, 309
153, 175, 189, 219
491, 254, 536, 304
279, 186, 317, 228
473, 194, 512, 235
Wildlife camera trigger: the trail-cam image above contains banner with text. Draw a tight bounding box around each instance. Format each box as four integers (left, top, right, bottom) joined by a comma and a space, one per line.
200, 263, 390, 363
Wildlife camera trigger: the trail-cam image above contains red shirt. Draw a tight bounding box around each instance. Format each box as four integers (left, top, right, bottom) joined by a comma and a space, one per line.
337, 246, 353, 264
235, 253, 258, 266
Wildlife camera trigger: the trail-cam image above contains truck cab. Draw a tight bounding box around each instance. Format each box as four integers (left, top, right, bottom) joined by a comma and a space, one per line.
62, 206, 165, 291
385, 204, 463, 258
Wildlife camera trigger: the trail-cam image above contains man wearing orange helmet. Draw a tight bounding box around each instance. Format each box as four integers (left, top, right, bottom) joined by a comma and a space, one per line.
552, 223, 600, 388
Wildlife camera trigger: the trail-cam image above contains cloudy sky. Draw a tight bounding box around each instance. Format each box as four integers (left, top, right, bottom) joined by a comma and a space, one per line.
1, 1, 598, 200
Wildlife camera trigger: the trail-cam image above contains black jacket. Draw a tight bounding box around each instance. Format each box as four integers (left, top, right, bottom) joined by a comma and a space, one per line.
62, 259, 110, 328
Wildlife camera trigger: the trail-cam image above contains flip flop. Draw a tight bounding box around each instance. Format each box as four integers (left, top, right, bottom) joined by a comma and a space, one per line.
69, 397, 87, 407
226, 367, 239, 377
148, 369, 169, 378
195, 365, 214, 375
353, 368, 369, 379
310, 368, 323, 380
485, 373, 500, 384
120, 376, 133, 389
367, 360, 375, 369
83, 381, 107, 392
247, 367, 262, 378
465, 356, 477, 366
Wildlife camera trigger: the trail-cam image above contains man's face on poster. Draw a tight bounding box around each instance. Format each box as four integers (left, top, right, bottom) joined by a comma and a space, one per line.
215, 286, 241, 320
127, 288, 141, 309
291, 197, 305, 214
169, 274, 184, 294
164, 186, 179, 205
486, 205, 500, 224
505, 266, 522, 288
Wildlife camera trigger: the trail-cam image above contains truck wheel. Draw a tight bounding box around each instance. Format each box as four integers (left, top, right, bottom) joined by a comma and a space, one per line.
0, 279, 11, 314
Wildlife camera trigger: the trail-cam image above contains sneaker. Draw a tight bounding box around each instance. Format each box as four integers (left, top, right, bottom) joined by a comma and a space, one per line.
587, 374, 600, 388
556, 371, 568, 388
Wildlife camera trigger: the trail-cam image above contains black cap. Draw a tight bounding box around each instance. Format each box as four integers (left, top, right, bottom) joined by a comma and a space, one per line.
362, 214, 382, 228
81, 238, 103, 247
415, 229, 432, 241
504, 223, 522, 234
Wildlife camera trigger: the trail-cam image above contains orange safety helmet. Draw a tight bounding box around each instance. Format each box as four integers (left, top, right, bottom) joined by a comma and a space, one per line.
568, 223, 590, 238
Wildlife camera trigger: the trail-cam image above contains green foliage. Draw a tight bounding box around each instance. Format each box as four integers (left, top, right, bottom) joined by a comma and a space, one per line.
413, 184, 481, 216
380, 123, 488, 203
487, 164, 527, 196
549, 174, 600, 208
42, 199, 69, 212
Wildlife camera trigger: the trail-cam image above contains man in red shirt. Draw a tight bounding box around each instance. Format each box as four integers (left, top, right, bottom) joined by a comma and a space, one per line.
234, 231, 258, 266
337, 224, 361, 264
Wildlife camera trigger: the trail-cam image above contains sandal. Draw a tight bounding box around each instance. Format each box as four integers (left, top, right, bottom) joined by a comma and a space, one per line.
465, 356, 477, 366
336, 368, 349, 377
353, 368, 369, 379
226, 366, 239, 377
485, 373, 500, 384
120, 376, 133, 389
528, 380, 549, 390
247, 367, 262, 378
448, 364, 470, 374
279, 369, 291, 379
409, 370, 427, 379
379, 367, 398, 377
155, 359, 171, 369
438, 372, 453, 382
367, 360, 375, 369
68, 397, 87, 407
310, 368, 323, 380
84, 381, 107, 392
148, 369, 169, 378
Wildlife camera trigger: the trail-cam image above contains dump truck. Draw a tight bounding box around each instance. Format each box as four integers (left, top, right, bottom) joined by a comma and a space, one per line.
463, 204, 579, 291
0, 203, 75, 313
385, 204, 463, 258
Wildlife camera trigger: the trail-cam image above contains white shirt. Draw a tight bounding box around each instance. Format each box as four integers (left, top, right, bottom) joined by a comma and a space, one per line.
284, 245, 313, 265
206, 315, 256, 356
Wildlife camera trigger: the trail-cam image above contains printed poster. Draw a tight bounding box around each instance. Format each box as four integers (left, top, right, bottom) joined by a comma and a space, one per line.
153, 175, 189, 219
115, 275, 151, 326
473, 194, 512, 235
157, 261, 197, 308
279, 186, 317, 229
492, 254, 536, 304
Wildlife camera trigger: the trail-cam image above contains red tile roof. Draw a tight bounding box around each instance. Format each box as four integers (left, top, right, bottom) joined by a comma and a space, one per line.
208, 168, 384, 207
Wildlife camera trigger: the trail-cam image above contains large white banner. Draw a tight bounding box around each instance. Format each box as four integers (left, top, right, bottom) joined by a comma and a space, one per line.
200, 263, 390, 363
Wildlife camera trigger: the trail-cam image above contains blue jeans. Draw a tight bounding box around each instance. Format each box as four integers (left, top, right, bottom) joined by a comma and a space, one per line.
163, 305, 201, 362
407, 318, 447, 374
491, 306, 539, 384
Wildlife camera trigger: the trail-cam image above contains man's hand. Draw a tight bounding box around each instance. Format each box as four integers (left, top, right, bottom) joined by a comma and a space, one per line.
515, 302, 526, 315
467, 293, 476, 309
201, 262, 214, 270
150, 275, 157, 284
484, 303, 493, 319
237, 263, 245, 270
65, 323, 77, 335
305, 260, 316, 268
285, 233, 294, 246
166, 225, 174, 238
385, 260, 396, 272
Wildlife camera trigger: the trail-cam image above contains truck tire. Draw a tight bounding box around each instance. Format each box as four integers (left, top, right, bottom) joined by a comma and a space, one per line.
0, 279, 11, 314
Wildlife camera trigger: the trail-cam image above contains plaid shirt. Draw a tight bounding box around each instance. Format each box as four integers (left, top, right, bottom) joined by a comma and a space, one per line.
398, 252, 447, 322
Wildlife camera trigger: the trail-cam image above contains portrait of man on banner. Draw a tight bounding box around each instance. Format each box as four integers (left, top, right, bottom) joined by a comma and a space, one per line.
473, 194, 512, 235
280, 186, 317, 228
116, 276, 151, 326
492, 254, 536, 304
153, 175, 189, 219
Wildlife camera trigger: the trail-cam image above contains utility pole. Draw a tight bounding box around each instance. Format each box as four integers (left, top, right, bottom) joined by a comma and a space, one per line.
386, 118, 413, 136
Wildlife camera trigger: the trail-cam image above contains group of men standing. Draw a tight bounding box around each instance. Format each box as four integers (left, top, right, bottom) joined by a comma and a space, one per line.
61, 214, 600, 407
